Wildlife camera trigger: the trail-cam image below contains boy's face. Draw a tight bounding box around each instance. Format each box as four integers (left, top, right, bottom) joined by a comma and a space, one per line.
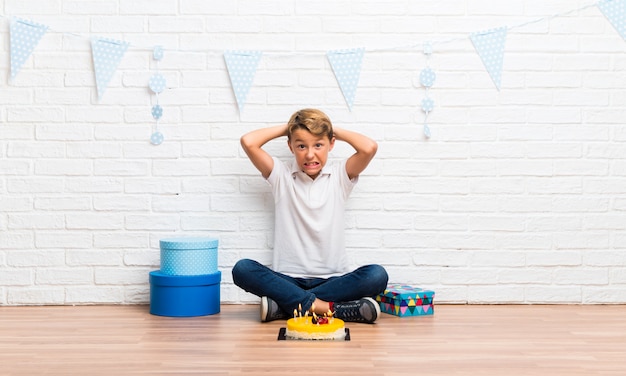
288, 129, 335, 180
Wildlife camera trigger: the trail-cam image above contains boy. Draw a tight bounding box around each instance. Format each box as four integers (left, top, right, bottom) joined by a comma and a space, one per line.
232, 108, 388, 323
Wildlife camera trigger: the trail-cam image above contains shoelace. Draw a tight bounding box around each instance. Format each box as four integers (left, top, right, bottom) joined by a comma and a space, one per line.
336, 303, 370, 322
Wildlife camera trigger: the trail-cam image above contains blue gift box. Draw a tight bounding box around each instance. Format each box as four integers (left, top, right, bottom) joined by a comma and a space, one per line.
160, 237, 218, 276
376, 284, 435, 317
149, 270, 221, 317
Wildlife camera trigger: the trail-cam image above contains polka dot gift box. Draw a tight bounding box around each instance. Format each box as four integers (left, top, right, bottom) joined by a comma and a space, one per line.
159, 237, 218, 276
376, 284, 435, 317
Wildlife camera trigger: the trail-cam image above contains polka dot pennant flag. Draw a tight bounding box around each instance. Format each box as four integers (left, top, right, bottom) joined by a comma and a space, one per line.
91, 37, 129, 102
327, 48, 365, 111
223, 50, 263, 113
9, 18, 49, 82
598, 0, 626, 41
470, 26, 508, 91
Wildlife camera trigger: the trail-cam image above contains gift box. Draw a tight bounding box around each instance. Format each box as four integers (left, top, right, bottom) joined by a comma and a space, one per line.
149, 270, 221, 317
160, 237, 218, 276
376, 284, 435, 317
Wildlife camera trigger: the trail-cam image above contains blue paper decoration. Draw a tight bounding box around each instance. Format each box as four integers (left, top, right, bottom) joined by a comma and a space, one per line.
598, 0, 626, 41
150, 131, 164, 145
153, 46, 164, 61
327, 48, 365, 111
420, 67, 436, 87
421, 97, 435, 112
149, 74, 166, 94
91, 37, 129, 101
9, 18, 48, 81
152, 105, 163, 120
223, 50, 263, 113
470, 26, 507, 91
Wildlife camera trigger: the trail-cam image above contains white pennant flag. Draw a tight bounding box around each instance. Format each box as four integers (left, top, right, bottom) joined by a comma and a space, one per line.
598, 0, 626, 41
224, 50, 263, 113
91, 37, 129, 101
470, 27, 508, 91
327, 48, 365, 111
9, 18, 49, 81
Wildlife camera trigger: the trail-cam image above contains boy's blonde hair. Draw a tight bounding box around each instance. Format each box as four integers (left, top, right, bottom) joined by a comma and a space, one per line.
287, 109, 334, 141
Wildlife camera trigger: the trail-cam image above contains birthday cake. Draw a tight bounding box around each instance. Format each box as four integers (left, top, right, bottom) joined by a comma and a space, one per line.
285, 316, 346, 340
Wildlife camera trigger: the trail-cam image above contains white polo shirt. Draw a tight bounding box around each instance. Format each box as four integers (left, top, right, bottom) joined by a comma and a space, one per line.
267, 157, 357, 278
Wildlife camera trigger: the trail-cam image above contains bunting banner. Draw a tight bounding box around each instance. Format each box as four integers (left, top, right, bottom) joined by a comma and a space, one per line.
598, 0, 626, 41
91, 37, 129, 101
327, 48, 365, 111
0, 2, 625, 110
9, 17, 48, 81
223, 50, 263, 113
470, 26, 508, 91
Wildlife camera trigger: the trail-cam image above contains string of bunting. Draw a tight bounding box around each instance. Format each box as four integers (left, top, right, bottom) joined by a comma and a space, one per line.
420, 42, 436, 139
149, 46, 166, 145
2, 0, 626, 142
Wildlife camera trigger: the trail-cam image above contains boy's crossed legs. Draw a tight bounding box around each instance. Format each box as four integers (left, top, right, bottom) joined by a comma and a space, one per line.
232, 259, 388, 324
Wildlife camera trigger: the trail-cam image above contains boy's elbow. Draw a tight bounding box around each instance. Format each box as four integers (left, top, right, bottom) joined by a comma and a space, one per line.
366, 139, 378, 158
240, 134, 253, 152
356, 139, 377, 164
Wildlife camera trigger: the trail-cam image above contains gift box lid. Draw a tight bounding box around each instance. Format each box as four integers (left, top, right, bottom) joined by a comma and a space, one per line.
381, 284, 435, 300
149, 270, 221, 287
160, 237, 218, 250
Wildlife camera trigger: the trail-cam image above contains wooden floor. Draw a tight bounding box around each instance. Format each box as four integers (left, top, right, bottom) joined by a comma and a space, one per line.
1, 304, 625, 375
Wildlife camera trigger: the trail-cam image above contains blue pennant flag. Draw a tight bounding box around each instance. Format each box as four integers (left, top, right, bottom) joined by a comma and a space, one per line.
223, 50, 263, 113
470, 27, 507, 91
598, 0, 626, 41
91, 37, 129, 101
9, 18, 49, 81
327, 48, 365, 111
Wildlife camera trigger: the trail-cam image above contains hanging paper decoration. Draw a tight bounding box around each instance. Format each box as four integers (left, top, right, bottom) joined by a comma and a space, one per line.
470, 26, 507, 91
223, 50, 263, 113
9, 17, 49, 81
149, 46, 165, 145
91, 37, 129, 101
419, 42, 435, 139
327, 48, 365, 111
3, 2, 626, 118
598, 0, 626, 41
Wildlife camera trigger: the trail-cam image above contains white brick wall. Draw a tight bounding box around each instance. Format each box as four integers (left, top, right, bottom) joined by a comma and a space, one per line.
1, 0, 626, 305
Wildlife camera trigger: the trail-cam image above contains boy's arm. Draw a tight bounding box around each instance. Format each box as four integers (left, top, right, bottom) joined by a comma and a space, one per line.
240, 124, 288, 179
333, 127, 378, 180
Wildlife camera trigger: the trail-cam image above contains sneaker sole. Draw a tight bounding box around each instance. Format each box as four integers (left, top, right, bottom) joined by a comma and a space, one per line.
364, 297, 381, 323
260, 296, 269, 322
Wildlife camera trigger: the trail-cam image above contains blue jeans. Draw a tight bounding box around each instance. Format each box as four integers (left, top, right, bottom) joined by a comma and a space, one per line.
232, 258, 389, 314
